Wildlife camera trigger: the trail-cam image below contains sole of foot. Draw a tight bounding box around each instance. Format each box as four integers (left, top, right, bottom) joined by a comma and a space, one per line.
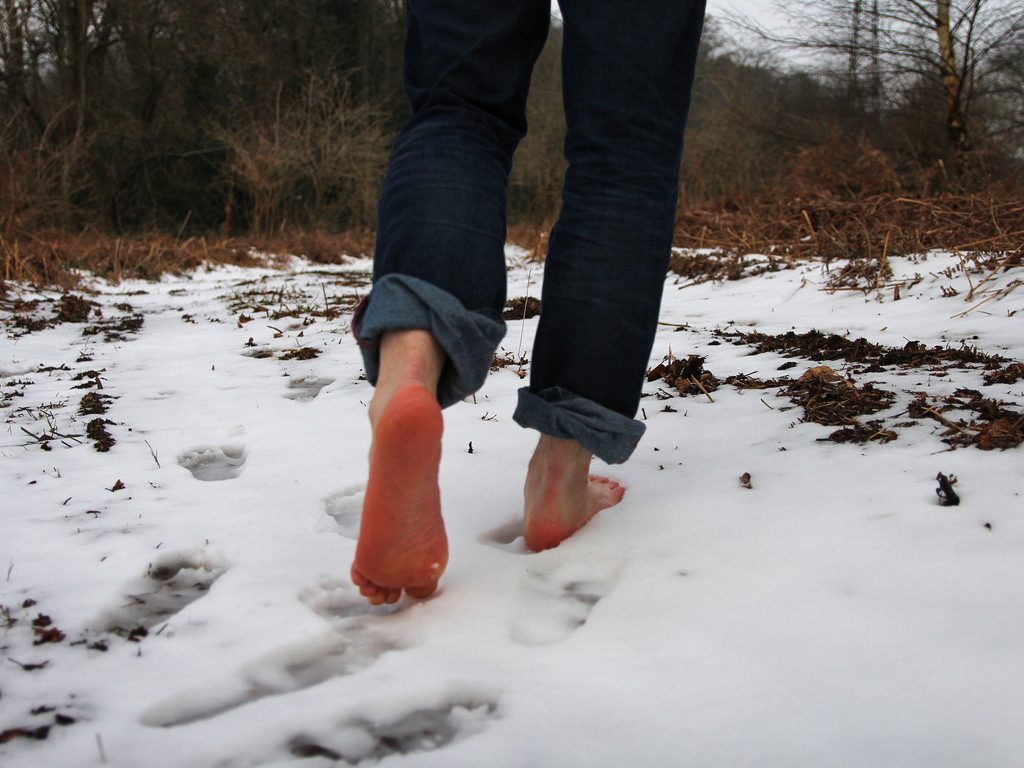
351, 385, 448, 605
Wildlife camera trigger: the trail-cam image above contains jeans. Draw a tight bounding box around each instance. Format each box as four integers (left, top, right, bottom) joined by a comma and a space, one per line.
356, 0, 706, 464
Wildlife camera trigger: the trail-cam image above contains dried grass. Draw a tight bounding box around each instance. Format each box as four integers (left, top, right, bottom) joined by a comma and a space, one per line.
0, 229, 370, 289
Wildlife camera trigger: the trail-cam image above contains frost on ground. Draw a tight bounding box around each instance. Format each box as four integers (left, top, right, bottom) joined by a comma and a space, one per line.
1, 248, 1023, 767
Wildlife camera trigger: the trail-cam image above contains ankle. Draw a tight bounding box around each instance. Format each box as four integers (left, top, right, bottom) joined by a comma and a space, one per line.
370, 330, 444, 424
529, 436, 592, 485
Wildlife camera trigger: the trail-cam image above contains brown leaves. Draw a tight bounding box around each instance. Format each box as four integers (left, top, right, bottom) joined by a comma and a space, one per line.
502, 296, 541, 320
729, 329, 1005, 369
647, 355, 718, 399
86, 418, 116, 452
31, 614, 65, 645
976, 417, 1024, 451
785, 372, 896, 427
984, 362, 1024, 386
279, 347, 321, 361
0, 726, 51, 744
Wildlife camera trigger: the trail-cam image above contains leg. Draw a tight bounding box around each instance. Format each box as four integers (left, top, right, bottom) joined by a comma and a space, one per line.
352, 0, 551, 602
520, 0, 707, 549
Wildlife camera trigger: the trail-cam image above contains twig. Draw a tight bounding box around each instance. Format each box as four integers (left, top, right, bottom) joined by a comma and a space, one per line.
144, 440, 161, 468
689, 375, 715, 403
516, 269, 533, 375
920, 406, 973, 436
952, 282, 1020, 318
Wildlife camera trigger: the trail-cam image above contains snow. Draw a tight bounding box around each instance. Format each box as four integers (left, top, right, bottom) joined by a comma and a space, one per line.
2, 248, 1023, 767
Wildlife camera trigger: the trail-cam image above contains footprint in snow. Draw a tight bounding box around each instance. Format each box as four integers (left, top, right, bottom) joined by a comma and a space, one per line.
477, 517, 525, 552
510, 560, 621, 646
177, 444, 246, 481
298, 576, 394, 622
285, 375, 334, 401
143, 580, 395, 728
99, 550, 226, 635
324, 485, 364, 539
289, 699, 498, 763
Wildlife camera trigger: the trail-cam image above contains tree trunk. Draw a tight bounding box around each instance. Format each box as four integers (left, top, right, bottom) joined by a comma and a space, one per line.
935, 0, 970, 154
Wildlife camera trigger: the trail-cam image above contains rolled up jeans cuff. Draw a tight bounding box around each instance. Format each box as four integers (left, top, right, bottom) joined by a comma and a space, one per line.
354, 274, 506, 408
513, 386, 646, 465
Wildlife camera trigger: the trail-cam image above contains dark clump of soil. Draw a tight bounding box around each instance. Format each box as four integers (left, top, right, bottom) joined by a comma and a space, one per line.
503, 296, 541, 320
784, 372, 896, 427
668, 250, 781, 285
78, 392, 112, 415
82, 313, 144, 341
726, 329, 1004, 370
13, 314, 50, 333
280, 347, 321, 361
825, 419, 898, 444
985, 362, 1024, 386
0, 725, 51, 743
647, 354, 719, 396
55, 293, 98, 323
724, 373, 793, 390
975, 417, 1024, 450
86, 418, 115, 452
908, 389, 1023, 450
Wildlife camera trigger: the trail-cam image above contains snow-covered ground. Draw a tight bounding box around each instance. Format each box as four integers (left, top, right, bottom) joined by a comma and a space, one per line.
2, 247, 1022, 767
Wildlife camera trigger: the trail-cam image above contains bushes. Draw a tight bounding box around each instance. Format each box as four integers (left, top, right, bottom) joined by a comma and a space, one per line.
216, 73, 389, 236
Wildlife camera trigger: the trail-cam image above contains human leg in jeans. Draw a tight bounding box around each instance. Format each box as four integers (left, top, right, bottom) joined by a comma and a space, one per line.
517, 0, 706, 550
351, 0, 550, 604
352, 0, 705, 604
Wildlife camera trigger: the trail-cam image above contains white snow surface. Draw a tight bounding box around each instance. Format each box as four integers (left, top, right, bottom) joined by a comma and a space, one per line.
2, 247, 1023, 767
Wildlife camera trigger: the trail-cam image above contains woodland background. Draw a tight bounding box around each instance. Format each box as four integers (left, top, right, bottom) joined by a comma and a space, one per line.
1, 0, 1022, 283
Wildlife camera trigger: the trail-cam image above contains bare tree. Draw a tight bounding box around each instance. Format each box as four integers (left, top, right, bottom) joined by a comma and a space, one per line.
743, 1, 1024, 162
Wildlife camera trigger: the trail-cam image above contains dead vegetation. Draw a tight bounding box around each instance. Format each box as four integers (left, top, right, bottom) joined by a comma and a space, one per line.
677, 193, 1023, 263
659, 328, 1024, 449
909, 388, 1024, 451
1, 230, 369, 290
675, 136, 1024, 264
503, 296, 541, 320
721, 329, 1004, 370
647, 354, 719, 399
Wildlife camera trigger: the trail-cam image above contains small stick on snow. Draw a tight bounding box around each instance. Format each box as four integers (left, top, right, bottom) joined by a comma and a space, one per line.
689, 375, 715, 403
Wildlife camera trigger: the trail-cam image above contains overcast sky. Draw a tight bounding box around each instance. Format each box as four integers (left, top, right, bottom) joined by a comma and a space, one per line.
705, 0, 782, 30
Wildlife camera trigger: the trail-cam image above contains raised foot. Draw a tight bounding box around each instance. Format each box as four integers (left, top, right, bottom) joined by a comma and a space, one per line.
352, 386, 448, 605
523, 473, 625, 553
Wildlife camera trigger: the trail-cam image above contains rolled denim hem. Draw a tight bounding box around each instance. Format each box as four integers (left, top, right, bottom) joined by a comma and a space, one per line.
355, 274, 506, 408
513, 386, 646, 465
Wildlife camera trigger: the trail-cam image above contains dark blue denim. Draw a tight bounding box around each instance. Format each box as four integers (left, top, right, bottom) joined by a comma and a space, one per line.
357, 0, 706, 464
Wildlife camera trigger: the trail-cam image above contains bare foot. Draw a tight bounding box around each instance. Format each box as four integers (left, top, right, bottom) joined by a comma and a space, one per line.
351, 331, 448, 605
523, 436, 626, 552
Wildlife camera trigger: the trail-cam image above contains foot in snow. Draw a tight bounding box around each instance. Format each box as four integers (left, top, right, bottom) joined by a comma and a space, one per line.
523, 435, 625, 552
352, 331, 447, 605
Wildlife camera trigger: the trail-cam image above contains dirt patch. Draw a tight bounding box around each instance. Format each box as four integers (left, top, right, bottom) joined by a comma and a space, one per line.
82, 312, 144, 342
824, 420, 898, 444
724, 329, 1004, 370
985, 363, 1024, 386
279, 347, 321, 361
78, 392, 112, 415
910, 388, 1024, 450
86, 418, 116, 452
647, 355, 719, 397
668, 251, 782, 286
503, 296, 541, 320
784, 368, 896, 427
55, 293, 99, 323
